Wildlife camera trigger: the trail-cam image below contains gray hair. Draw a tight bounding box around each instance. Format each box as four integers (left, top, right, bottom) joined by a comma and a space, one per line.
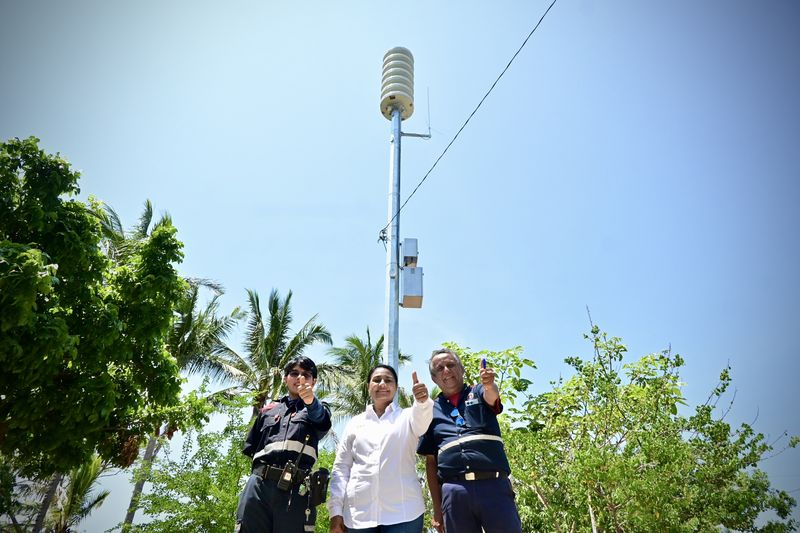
428, 348, 464, 376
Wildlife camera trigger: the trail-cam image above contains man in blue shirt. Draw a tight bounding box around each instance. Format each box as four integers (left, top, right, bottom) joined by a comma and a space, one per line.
235, 356, 331, 533
417, 348, 522, 533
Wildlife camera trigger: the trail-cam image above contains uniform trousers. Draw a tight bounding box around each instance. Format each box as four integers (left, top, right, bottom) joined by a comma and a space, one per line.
235, 473, 316, 533
441, 476, 522, 533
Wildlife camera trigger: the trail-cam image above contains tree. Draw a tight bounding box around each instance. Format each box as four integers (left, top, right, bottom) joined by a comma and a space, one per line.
322, 328, 412, 418
92, 200, 244, 528
129, 399, 252, 533
0, 137, 188, 476
212, 289, 332, 413
46, 454, 110, 533
123, 278, 243, 529
503, 327, 798, 532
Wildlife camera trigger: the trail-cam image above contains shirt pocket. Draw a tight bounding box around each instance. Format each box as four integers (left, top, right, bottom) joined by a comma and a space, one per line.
464, 401, 487, 428
259, 414, 281, 436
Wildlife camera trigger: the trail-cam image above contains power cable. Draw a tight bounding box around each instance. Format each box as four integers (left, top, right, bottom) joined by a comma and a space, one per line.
378, 0, 559, 241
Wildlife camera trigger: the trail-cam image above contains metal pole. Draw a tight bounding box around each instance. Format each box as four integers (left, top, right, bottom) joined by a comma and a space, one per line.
383, 106, 402, 369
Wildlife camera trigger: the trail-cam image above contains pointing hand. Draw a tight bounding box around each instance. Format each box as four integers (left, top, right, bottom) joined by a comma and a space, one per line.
298, 375, 315, 405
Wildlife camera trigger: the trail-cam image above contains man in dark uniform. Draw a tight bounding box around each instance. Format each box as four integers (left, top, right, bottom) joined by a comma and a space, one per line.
417, 348, 522, 533
235, 355, 331, 533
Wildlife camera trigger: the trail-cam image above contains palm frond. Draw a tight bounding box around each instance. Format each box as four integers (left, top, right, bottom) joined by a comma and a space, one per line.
244, 289, 266, 368
186, 277, 225, 296
264, 289, 292, 368
131, 199, 154, 239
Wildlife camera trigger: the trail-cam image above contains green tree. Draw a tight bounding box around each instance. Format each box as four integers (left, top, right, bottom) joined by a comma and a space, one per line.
46, 454, 110, 533
123, 278, 243, 529
130, 399, 336, 533
97, 200, 245, 529
130, 399, 252, 533
0, 137, 187, 476
213, 289, 332, 413
506, 327, 798, 532
323, 328, 412, 418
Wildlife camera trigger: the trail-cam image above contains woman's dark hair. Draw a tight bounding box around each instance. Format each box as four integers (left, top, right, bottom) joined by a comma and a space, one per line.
283, 356, 318, 379
367, 364, 398, 384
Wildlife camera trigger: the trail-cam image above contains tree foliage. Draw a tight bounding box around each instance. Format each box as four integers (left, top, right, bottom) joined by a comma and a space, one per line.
322, 328, 412, 418
0, 137, 187, 476
212, 289, 332, 413
127, 398, 251, 533
46, 454, 110, 533
498, 327, 798, 532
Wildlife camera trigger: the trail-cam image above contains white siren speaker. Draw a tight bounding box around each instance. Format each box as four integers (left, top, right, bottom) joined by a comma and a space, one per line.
381, 47, 414, 121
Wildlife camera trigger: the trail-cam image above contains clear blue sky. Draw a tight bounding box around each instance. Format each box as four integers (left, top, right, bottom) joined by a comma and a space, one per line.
2, 1, 798, 530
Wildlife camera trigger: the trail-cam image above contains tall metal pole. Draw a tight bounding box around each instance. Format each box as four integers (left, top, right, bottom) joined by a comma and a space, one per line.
383, 107, 402, 369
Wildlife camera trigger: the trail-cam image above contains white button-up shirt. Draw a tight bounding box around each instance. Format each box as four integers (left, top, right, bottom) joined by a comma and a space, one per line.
328, 398, 433, 528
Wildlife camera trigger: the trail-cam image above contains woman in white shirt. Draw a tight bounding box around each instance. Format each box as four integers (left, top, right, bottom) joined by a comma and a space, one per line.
328, 364, 433, 533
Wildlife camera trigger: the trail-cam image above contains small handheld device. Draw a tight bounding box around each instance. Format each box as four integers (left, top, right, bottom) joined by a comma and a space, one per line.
278, 435, 310, 491
481, 358, 487, 369
277, 461, 298, 491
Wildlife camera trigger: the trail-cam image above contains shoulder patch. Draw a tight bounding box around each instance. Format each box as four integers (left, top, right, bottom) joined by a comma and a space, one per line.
260, 401, 278, 414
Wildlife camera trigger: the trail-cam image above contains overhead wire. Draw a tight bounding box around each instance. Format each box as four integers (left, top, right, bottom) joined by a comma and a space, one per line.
378, 0, 560, 241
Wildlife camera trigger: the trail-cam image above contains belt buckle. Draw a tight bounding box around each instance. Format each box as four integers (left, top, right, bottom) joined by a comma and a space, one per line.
464, 472, 476, 481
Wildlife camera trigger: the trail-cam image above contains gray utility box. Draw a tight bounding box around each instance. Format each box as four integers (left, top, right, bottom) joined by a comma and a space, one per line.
401, 267, 423, 308
402, 238, 418, 267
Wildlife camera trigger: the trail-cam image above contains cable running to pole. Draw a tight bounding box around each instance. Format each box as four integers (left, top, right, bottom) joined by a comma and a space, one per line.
378, 0, 559, 241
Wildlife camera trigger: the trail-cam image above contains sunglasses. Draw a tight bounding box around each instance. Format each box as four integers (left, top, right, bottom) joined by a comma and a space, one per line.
287, 371, 313, 380
450, 407, 466, 427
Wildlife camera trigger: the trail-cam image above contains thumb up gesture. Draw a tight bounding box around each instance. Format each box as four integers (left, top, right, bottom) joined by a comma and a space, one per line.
298, 374, 315, 405
411, 371, 429, 403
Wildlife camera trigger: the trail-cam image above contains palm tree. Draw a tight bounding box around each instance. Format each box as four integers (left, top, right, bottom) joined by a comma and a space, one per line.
32, 201, 156, 533
123, 280, 242, 528
46, 455, 109, 533
212, 289, 333, 415
323, 328, 412, 420
94, 200, 244, 529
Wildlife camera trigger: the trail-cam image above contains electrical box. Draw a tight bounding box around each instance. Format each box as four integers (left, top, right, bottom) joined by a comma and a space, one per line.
402, 238, 418, 267
401, 267, 423, 308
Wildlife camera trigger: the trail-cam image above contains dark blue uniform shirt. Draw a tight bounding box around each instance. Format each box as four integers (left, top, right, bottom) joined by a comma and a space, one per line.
243, 395, 331, 472
417, 384, 511, 478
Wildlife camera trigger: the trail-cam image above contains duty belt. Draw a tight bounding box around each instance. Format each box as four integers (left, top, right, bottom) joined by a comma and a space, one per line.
441, 470, 508, 483
252, 464, 307, 485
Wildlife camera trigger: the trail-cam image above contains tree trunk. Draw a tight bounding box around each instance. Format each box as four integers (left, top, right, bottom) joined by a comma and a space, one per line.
123, 434, 161, 528
588, 490, 599, 533
7, 511, 24, 533
33, 472, 63, 533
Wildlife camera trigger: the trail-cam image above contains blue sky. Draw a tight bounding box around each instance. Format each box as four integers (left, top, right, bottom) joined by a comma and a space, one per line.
2, 0, 799, 530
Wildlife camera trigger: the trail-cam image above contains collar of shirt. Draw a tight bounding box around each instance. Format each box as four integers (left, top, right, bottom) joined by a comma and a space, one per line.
278, 395, 305, 411
443, 384, 470, 407
366, 401, 399, 420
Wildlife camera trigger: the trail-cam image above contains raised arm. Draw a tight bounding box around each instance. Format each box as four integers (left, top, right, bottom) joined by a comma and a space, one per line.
480, 360, 500, 406
410, 371, 433, 436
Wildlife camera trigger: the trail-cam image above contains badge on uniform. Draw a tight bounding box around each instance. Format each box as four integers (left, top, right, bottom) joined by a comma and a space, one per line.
465, 398, 481, 406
